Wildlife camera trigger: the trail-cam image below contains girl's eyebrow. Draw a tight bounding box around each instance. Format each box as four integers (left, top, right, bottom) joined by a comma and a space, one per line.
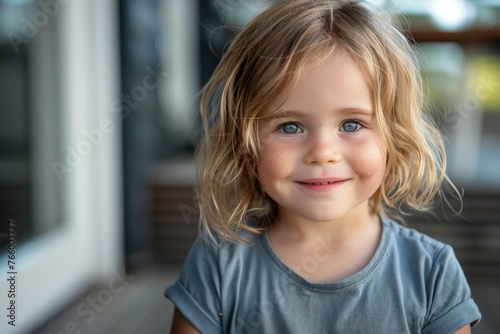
266, 109, 307, 120
337, 108, 374, 117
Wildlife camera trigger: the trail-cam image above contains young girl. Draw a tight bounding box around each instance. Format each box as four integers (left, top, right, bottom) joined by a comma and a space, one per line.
166, 1, 481, 333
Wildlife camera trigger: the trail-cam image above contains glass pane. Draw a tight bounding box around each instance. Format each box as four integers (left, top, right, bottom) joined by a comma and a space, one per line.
0, 0, 64, 251
0, 1, 32, 249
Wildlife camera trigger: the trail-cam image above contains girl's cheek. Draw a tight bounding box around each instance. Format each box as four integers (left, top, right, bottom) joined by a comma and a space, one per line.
353, 142, 387, 178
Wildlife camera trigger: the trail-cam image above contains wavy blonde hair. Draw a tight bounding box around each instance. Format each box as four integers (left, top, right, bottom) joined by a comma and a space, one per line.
196, 0, 458, 243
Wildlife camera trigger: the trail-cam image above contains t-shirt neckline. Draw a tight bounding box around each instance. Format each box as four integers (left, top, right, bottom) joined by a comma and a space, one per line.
259, 216, 391, 291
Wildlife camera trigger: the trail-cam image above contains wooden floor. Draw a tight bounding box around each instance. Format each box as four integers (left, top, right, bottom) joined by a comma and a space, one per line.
33, 265, 180, 334
33, 265, 499, 334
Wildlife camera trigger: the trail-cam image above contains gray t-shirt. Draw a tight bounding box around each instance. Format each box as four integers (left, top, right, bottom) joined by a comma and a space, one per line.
165, 217, 481, 333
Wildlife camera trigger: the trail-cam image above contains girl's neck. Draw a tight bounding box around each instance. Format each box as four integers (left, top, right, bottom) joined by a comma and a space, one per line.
269, 204, 380, 247
267, 205, 383, 283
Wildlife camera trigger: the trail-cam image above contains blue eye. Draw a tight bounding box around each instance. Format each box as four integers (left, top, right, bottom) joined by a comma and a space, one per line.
281, 122, 302, 134
342, 121, 361, 132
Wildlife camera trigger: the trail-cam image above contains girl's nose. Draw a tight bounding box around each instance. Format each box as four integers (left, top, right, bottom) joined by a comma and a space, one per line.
304, 130, 341, 165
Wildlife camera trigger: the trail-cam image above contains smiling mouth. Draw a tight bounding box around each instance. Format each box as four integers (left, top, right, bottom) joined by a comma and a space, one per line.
302, 181, 339, 185
298, 178, 348, 185
296, 179, 349, 192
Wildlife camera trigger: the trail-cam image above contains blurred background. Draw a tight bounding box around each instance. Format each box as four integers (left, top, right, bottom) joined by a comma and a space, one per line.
0, 0, 498, 333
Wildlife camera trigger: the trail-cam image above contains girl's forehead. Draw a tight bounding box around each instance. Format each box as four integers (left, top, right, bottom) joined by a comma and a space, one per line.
261, 51, 374, 115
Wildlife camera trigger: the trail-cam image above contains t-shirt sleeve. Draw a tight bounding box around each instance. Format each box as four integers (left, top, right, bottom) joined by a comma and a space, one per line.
165, 235, 222, 333
421, 245, 481, 334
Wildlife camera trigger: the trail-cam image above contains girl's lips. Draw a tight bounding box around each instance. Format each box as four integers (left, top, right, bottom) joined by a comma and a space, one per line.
296, 178, 349, 192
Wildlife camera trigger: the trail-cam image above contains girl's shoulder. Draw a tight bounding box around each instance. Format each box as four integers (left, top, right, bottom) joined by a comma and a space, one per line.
381, 216, 460, 274
383, 216, 448, 251
188, 226, 266, 263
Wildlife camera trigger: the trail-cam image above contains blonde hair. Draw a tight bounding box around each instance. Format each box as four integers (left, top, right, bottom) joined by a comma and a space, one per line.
196, 0, 458, 243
